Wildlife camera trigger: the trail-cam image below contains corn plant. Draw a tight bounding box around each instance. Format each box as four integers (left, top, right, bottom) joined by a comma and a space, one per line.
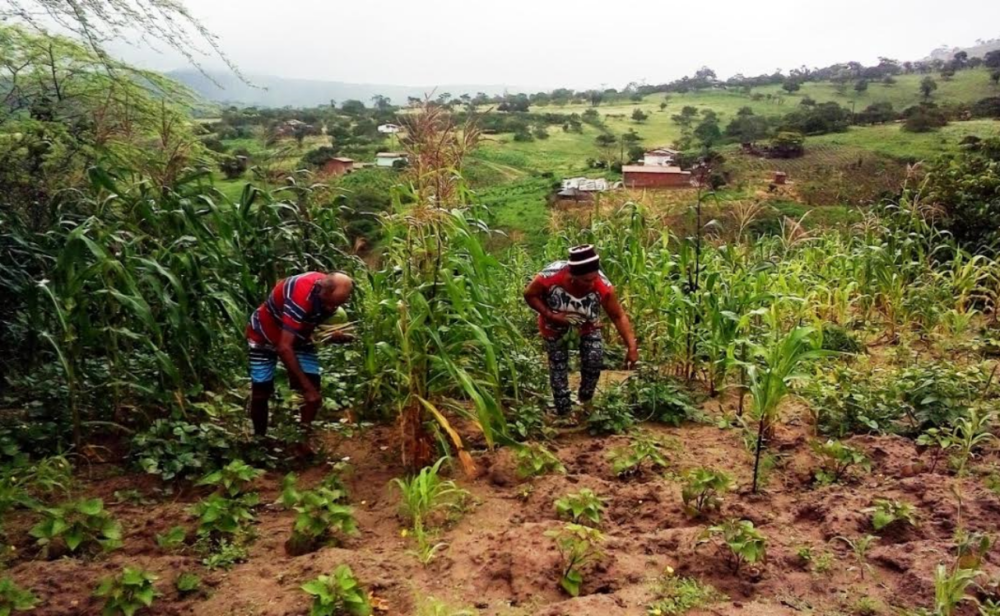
29, 498, 122, 555
0, 577, 36, 614
94, 567, 158, 616
301, 565, 371, 616
681, 468, 733, 517
609, 433, 669, 478
545, 523, 605, 597
811, 439, 871, 485
392, 458, 469, 563
697, 519, 767, 574
868, 499, 918, 532
515, 443, 565, 479
933, 564, 981, 616
554, 489, 606, 527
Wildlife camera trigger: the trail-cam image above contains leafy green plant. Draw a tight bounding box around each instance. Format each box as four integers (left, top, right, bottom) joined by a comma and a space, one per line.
155, 525, 187, 550
955, 530, 993, 570
933, 563, 981, 616
281, 474, 357, 555
94, 567, 158, 616
414, 596, 476, 616
545, 523, 605, 597
869, 499, 917, 532
697, 519, 767, 573
392, 458, 469, 564
197, 459, 263, 498
30, 498, 122, 555
852, 596, 883, 616
680, 468, 733, 517
515, 443, 565, 479
626, 368, 700, 426
554, 489, 606, 527
301, 565, 371, 616
586, 384, 636, 435
835, 534, 878, 580
191, 492, 258, 539
980, 599, 1000, 616
609, 433, 669, 478
198, 537, 249, 570
646, 570, 723, 615
917, 408, 997, 476
175, 572, 201, 596
811, 439, 871, 485
131, 419, 236, 481
0, 577, 37, 614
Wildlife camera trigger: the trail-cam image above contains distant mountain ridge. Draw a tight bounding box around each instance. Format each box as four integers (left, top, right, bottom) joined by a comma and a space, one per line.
168, 69, 525, 108
924, 38, 1000, 62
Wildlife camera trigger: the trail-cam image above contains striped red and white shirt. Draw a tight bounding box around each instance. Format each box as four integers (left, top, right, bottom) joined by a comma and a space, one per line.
246, 273, 333, 347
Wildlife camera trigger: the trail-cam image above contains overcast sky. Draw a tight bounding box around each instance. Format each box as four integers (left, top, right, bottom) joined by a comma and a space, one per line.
110, 0, 1000, 90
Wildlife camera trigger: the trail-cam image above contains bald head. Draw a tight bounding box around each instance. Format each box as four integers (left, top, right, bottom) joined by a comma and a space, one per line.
318, 272, 354, 310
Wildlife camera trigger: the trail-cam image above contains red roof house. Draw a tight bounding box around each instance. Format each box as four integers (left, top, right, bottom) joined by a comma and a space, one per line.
622, 165, 692, 189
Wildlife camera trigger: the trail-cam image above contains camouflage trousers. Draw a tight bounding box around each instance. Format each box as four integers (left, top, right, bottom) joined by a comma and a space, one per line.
544, 331, 604, 416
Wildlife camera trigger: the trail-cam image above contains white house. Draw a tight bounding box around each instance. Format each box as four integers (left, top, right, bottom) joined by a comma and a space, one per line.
560, 177, 609, 192
377, 123, 401, 134
642, 147, 680, 167
375, 152, 407, 168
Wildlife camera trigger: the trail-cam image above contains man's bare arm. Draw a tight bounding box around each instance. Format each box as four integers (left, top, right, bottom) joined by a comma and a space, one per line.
276, 329, 319, 401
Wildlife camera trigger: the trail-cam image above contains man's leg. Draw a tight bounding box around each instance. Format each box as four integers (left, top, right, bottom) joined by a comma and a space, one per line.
289, 346, 322, 428
248, 347, 278, 437
544, 336, 572, 416
579, 331, 604, 405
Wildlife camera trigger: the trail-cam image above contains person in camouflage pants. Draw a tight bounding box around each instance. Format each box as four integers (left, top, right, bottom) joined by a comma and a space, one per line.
544, 331, 604, 415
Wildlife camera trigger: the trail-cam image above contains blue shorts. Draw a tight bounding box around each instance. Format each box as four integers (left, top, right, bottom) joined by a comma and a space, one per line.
248, 343, 321, 384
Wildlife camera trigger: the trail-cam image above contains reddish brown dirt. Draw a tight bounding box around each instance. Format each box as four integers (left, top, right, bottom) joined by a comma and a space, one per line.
5, 399, 1000, 616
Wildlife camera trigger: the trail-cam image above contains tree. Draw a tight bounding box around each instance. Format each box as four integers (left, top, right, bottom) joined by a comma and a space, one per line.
782, 80, 801, 94
920, 76, 938, 101
219, 148, 251, 179
694, 114, 722, 149
594, 133, 617, 148
588, 90, 604, 107
991, 70, 1000, 89
854, 79, 869, 94
659, 102, 668, 111
371, 94, 392, 111
340, 99, 366, 115
986, 50, 1000, 70
902, 105, 948, 133
631, 108, 648, 123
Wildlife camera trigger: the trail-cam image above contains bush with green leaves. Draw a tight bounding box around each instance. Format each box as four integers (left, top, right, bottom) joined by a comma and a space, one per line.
681, 468, 733, 517
131, 419, 236, 481
897, 364, 984, 434
281, 473, 357, 555
554, 489, 606, 527
515, 443, 565, 479
94, 567, 158, 616
586, 384, 636, 435
392, 458, 469, 563
0, 577, 37, 614
811, 439, 871, 485
868, 499, 917, 532
301, 564, 371, 616
609, 433, 669, 478
804, 366, 903, 436
820, 323, 863, 354
545, 523, 605, 597
646, 571, 723, 616
30, 498, 122, 555
697, 519, 767, 573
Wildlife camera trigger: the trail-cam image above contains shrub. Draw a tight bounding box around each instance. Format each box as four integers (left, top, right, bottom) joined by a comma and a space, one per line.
30, 498, 122, 555
811, 440, 871, 485
820, 324, 863, 353
697, 519, 767, 573
680, 468, 733, 517
301, 565, 372, 616
0, 577, 36, 614
609, 433, 669, 478
554, 489, 606, 527
94, 567, 158, 616
545, 523, 605, 597
902, 106, 948, 133
515, 443, 565, 479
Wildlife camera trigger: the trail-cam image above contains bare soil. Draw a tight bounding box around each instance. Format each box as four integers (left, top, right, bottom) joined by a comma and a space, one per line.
5, 396, 1000, 616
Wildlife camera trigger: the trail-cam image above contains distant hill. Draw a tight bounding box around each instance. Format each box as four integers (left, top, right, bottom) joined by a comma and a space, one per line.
168, 69, 524, 108
925, 38, 1000, 62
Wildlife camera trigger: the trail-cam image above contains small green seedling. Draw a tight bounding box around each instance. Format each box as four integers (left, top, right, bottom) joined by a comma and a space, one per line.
197, 459, 263, 498
545, 523, 605, 597
696, 519, 767, 574
94, 567, 158, 616
811, 439, 870, 485
646, 569, 723, 615
191, 492, 258, 538
29, 498, 122, 555
301, 564, 371, 616
918, 408, 997, 476
199, 538, 248, 570
868, 499, 917, 532
835, 534, 878, 580
0, 577, 37, 614
554, 489, 606, 527
175, 572, 201, 596
515, 444, 565, 479
609, 433, 669, 478
392, 458, 469, 564
281, 474, 357, 555
681, 468, 733, 517
155, 525, 187, 550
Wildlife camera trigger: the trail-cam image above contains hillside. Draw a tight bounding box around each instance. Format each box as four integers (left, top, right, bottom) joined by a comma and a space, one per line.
170, 69, 524, 107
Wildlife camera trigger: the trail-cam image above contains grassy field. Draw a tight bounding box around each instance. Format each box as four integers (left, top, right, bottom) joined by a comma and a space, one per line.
809, 119, 1000, 161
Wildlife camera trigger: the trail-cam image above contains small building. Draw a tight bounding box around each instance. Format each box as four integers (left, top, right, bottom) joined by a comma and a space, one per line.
622, 165, 693, 189
377, 123, 401, 134
642, 147, 680, 167
561, 177, 609, 192
320, 157, 355, 177
375, 152, 407, 168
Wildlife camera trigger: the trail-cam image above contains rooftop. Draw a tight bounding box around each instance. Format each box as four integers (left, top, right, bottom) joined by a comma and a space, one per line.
376, 152, 406, 157
331, 157, 354, 163
622, 165, 689, 174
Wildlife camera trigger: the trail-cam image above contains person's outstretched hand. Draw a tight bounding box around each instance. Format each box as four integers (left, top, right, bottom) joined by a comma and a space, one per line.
624, 347, 639, 370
